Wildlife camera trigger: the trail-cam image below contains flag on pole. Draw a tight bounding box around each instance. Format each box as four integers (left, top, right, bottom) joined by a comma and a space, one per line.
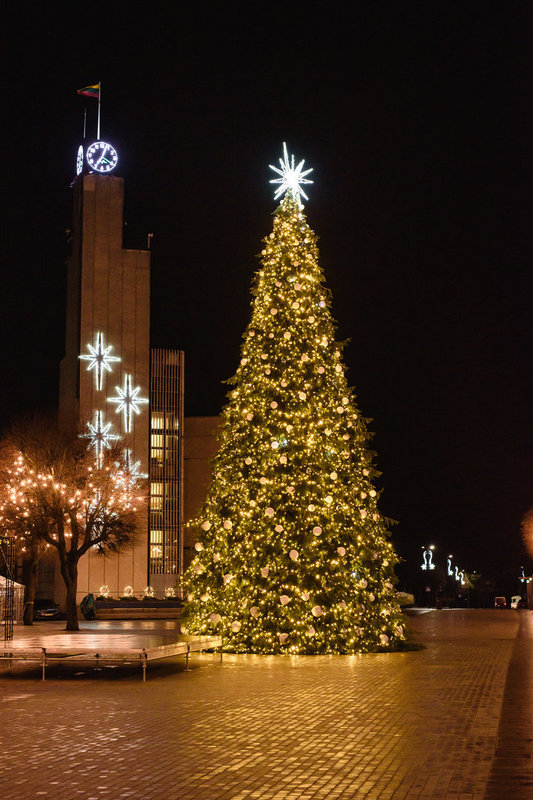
77, 83, 100, 99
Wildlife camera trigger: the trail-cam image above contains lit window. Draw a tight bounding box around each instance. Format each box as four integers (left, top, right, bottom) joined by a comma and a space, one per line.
151, 434, 164, 449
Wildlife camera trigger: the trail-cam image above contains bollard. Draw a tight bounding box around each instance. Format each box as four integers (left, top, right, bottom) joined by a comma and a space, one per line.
220, 638, 223, 663
4, 648, 13, 673
141, 650, 147, 682
185, 644, 190, 671
41, 647, 46, 681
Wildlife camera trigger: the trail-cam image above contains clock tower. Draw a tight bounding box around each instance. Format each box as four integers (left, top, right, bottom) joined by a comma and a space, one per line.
59, 162, 151, 599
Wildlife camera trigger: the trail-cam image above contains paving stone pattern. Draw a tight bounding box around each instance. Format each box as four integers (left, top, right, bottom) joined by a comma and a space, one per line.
0, 610, 528, 799
484, 609, 533, 800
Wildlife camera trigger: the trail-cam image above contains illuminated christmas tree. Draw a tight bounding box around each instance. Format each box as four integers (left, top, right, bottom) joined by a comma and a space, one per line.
182, 144, 404, 653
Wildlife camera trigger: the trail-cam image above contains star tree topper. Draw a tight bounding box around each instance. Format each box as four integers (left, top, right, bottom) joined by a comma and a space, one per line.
269, 142, 314, 206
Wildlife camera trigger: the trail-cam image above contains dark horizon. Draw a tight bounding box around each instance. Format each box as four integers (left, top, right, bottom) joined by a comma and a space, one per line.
4, 3, 532, 594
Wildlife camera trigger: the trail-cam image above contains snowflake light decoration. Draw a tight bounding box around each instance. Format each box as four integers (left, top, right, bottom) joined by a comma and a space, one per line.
108, 374, 149, 433
82, 410, 121, 466
269, 142, 314, 206
79, 332, 121, 391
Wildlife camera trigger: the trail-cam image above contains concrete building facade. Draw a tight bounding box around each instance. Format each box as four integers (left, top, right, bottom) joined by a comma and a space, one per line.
57, 165, 187, 602
59, 172, 151, 600
182, 416, 220, 570
35, 145, 224, 611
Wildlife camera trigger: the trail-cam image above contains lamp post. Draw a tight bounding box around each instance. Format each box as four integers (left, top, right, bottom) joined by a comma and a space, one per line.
421, 545, 436, 607
519, 566, 533, 609
421, 545, 435, 572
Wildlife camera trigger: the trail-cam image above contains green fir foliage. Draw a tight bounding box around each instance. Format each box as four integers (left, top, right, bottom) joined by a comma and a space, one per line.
182, 196, 404, 653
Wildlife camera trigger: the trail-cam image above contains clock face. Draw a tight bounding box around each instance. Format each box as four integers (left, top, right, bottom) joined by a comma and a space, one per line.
76, 145, 84, 176
86, 141, 118, 173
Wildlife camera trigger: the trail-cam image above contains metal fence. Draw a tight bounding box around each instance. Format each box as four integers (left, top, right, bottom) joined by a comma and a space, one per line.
1, 535, 22, 639
0, 580, 24, 627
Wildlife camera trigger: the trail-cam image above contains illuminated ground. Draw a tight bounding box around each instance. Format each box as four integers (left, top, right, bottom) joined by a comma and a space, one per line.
1, 610, 532, 799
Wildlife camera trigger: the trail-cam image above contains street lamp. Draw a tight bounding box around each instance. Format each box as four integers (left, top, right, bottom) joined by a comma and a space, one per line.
421, 545, 435, 571
519, 566, 532, 585
420, 545, 436, 608
453, 565, 465, 585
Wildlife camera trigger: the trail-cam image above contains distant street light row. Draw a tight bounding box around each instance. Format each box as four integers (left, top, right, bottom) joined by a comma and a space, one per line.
421, 545, 467, 586
519, 567, 532, 585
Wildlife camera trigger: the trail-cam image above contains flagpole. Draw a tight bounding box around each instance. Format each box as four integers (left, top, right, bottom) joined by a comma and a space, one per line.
83, 108, 87, 140
97, 81, 101, 140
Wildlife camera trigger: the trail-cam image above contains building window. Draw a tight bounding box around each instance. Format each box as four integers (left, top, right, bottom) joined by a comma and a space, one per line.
149, 349, 184, 579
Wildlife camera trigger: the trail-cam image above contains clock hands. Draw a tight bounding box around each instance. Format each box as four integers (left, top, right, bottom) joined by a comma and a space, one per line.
94, 144, 110, 169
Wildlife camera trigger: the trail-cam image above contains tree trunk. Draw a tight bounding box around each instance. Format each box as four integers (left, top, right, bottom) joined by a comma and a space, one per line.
21, 550, 40, 626
60, 557, 79, 631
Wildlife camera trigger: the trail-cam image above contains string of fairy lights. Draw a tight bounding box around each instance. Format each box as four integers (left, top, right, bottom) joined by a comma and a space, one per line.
0, 452, 142, 555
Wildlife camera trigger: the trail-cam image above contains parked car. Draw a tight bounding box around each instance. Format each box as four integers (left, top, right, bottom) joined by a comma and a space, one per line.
33, 599, 65, 620
494, 596, 507, 609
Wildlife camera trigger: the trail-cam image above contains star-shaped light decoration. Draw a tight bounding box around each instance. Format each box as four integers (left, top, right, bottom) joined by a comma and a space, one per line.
108, 374, 149, 433
116, 448, 148, 491
81, 410, 121, 466
79, 332, 121, 391
269, 142, 314, 207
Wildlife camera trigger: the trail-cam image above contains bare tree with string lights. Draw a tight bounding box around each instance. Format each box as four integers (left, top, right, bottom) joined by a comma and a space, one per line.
0, 418, 145, 630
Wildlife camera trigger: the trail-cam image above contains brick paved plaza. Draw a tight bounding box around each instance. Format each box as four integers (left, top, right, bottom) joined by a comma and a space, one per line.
1, 610, 532, 800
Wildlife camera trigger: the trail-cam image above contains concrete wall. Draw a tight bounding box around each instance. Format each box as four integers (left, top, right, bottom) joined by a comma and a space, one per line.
182, 416, 221, 570
58, 174, 151, 602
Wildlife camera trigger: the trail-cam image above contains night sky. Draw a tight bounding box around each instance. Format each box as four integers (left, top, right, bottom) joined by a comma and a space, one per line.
4, 3, 532, 593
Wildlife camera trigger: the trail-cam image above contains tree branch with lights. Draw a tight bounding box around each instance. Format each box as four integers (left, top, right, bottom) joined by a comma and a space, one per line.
0, 418, 145, 630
